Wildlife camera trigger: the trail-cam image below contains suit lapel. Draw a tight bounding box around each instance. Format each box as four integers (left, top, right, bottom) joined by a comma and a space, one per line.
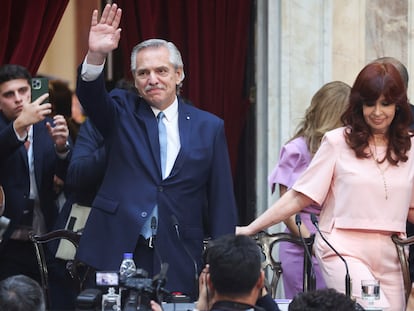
133, 98, 193, 180
135, 101, 162, 178
20, 144, 29, 169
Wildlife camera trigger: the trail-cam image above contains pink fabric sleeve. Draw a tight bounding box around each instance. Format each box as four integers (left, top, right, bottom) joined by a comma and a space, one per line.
292, 134, 338, 205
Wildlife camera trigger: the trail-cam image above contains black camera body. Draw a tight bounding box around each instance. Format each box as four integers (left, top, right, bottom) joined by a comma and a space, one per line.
76, 288, 103, 311
76, 266, 169, 311
121, 269, 155, 311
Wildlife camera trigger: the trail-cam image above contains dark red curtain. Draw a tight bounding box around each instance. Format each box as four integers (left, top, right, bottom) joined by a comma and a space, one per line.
116, 0, 253, 175
0, 0, 69, 75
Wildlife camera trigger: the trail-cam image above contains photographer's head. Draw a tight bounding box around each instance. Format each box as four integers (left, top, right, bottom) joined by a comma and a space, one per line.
288, 288, 362, 311
0, 274, 45, 311
203, 234, 264, 302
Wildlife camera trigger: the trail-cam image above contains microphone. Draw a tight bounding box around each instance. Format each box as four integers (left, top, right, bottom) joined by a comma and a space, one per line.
150, 217, 166, 270
295, 214, 316, 291
152, 262, 169, 303
150, 216, 157, 248
171, 215, 199, 297
311, 213, 351, 297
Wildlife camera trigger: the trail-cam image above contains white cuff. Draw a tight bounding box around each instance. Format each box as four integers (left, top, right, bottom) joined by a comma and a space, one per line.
13, 123, 28, 141
81, 56, 105, 81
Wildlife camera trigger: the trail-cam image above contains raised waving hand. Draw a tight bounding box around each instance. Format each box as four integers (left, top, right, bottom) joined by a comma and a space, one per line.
87, 3, 122, 65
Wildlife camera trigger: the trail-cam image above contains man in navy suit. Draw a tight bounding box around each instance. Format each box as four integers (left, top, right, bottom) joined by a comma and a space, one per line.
0, 64, 71, 283
75, 4, 238, 299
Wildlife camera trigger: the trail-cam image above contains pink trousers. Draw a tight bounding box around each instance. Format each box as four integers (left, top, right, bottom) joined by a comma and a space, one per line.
314, 227, 405, 311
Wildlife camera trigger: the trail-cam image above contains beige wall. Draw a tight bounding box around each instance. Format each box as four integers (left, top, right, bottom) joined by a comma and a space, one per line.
38, 1, 77, 89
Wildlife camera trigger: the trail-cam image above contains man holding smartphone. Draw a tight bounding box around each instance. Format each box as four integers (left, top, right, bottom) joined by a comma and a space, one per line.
0, 64, 72, 307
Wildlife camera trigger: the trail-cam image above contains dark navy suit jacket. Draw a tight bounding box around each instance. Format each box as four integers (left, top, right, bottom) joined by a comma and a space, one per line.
76, 70, 238, 297
65, 118, 105, 205
0, 113, 70, 242
54, 118, 106, 232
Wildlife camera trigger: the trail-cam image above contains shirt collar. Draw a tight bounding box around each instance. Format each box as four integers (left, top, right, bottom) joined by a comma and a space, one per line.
151, 97, 178, 121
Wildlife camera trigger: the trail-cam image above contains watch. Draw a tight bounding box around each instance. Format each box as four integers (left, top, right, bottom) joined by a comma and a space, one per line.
55, 141, 70, 153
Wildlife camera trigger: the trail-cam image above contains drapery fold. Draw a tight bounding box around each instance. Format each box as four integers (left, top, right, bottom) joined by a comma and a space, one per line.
0, 0, 69, 75
117, 0, 253, 174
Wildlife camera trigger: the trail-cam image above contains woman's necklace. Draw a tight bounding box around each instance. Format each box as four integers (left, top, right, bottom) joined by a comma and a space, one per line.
369, 143, 389, 200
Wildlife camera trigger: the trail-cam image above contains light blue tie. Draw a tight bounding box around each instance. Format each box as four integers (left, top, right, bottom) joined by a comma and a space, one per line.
140, 112, 166, 240
157, 111, 167, 179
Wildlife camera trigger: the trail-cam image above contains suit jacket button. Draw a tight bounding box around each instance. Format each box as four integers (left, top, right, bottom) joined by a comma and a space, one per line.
158, 186, 163, 192
141, 212, 147, 218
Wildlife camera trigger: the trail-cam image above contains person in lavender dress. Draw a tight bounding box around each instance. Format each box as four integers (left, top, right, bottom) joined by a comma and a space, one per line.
268, 81, 350, 298
239, 63, 414, 310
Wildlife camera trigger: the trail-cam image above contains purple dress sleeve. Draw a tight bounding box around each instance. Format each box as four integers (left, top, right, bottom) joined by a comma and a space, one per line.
268, 137, 311, 189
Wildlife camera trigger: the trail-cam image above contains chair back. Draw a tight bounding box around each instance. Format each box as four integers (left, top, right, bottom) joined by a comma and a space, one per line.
0, 185, 4, 214
0, 186, 10, 242
252, 230, 315, 298
29, 229, 85, 309
391, 234, 414, 303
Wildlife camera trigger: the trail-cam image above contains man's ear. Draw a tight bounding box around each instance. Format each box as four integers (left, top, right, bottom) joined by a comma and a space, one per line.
175, 68, 184, 85
256, 270, 265, 289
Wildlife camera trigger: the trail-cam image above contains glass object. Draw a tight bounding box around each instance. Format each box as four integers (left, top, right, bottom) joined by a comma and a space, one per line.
361, 279, 380, 308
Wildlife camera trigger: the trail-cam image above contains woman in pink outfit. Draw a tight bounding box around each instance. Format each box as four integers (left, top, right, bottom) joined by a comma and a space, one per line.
238, 62, 414, 310
268, 81, 350, 298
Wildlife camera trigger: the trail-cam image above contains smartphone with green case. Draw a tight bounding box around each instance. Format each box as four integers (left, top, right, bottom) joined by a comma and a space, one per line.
31, 77, 49, 104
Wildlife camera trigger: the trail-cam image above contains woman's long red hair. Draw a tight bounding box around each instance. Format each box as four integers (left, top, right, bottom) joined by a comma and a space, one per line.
341, 62, 412, 165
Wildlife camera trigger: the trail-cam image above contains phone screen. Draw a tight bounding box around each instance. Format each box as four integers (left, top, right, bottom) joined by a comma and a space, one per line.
31, 77, 49, 104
